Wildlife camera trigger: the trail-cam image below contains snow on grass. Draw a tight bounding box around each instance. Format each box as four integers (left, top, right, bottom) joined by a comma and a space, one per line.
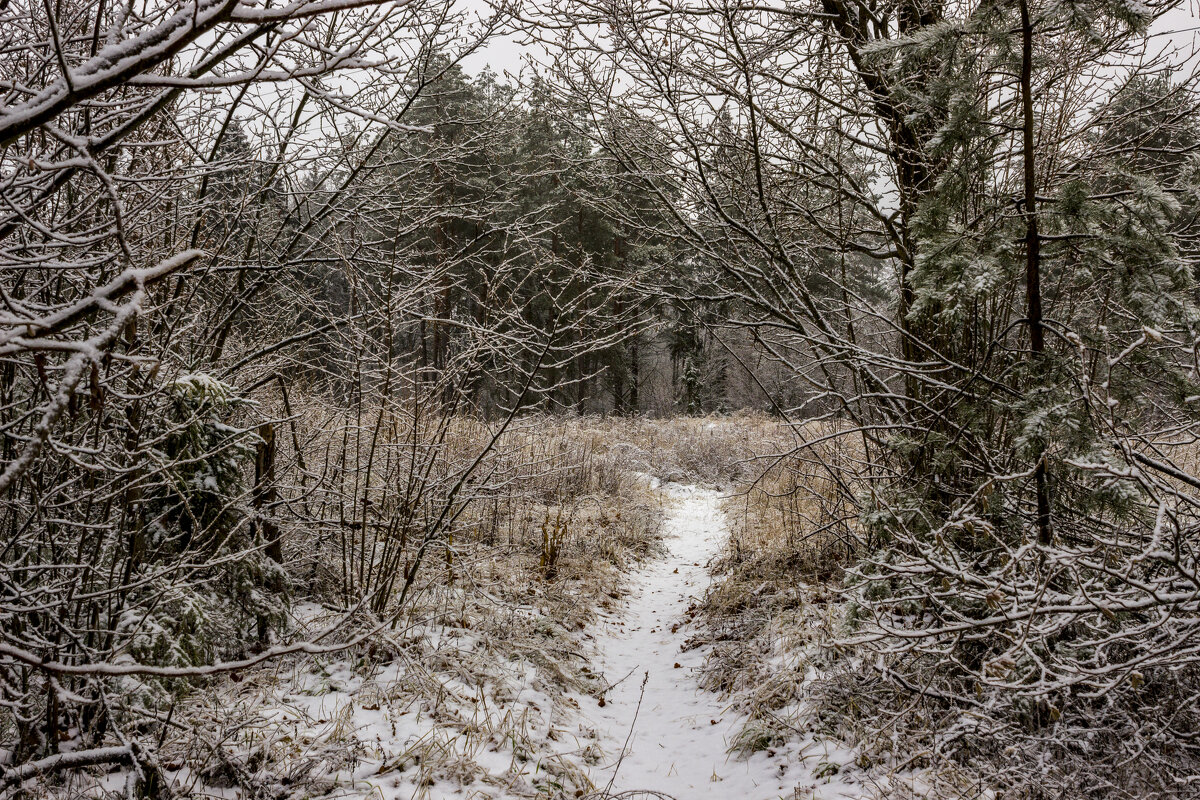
576, 483, 865, 800
188, 481, 879, 800
156, 479, 873, 800
161, 601, 603, 800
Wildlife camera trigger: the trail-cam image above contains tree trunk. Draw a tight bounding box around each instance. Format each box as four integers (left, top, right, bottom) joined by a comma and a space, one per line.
1019, 0, 1053, 546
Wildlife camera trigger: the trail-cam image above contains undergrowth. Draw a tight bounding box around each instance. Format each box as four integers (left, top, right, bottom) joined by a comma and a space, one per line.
51, 414, 793, 800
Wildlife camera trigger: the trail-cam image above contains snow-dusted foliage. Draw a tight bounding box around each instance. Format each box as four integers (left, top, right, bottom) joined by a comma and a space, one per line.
540, 0, 1200, 796
0, 0, 644, 793
5, 0, 1200, 795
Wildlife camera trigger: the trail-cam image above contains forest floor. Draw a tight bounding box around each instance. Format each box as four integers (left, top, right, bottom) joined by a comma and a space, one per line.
75, 417, 945, 800
148, 476, 876, 800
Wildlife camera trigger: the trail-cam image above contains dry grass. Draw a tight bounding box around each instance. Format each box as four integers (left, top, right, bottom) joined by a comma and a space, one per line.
684, 418, 873, 765
137, 412, 790, 800
48, 411, 889, 799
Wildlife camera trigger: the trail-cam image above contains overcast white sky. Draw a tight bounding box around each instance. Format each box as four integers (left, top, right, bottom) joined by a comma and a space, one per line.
457, 0, 1200, 80
459, 1, 533, 79
1151, 1, 1200, 65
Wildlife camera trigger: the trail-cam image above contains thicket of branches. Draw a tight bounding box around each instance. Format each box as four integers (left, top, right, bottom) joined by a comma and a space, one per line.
6, 0, 1200, 796
536, 0, 1200, 796
0, 0, 682, 791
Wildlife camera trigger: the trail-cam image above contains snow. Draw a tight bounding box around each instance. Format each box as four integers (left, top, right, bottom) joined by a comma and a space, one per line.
124, 481, 875, 800
579, 483, 862, 799
171, 638, 593, 800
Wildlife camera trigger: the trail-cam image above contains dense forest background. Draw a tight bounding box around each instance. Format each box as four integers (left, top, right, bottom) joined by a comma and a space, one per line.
227, 61, 801, 418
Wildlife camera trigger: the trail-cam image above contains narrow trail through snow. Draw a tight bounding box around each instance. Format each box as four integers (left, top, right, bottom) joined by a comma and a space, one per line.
582, 483, 794, 799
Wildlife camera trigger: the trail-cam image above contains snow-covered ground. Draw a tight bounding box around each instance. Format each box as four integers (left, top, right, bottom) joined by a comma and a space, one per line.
139, 481, 869, 800
579, 483, 861, 800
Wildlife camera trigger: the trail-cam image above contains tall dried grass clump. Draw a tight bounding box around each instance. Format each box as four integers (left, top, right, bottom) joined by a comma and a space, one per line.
689, 418, 871, 762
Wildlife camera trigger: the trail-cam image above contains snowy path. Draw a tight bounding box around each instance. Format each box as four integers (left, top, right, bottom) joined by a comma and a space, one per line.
581, 483, 798, 799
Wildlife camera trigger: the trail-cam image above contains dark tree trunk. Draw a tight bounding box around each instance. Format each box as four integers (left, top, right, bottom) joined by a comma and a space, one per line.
1019, 0, 1053, 546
